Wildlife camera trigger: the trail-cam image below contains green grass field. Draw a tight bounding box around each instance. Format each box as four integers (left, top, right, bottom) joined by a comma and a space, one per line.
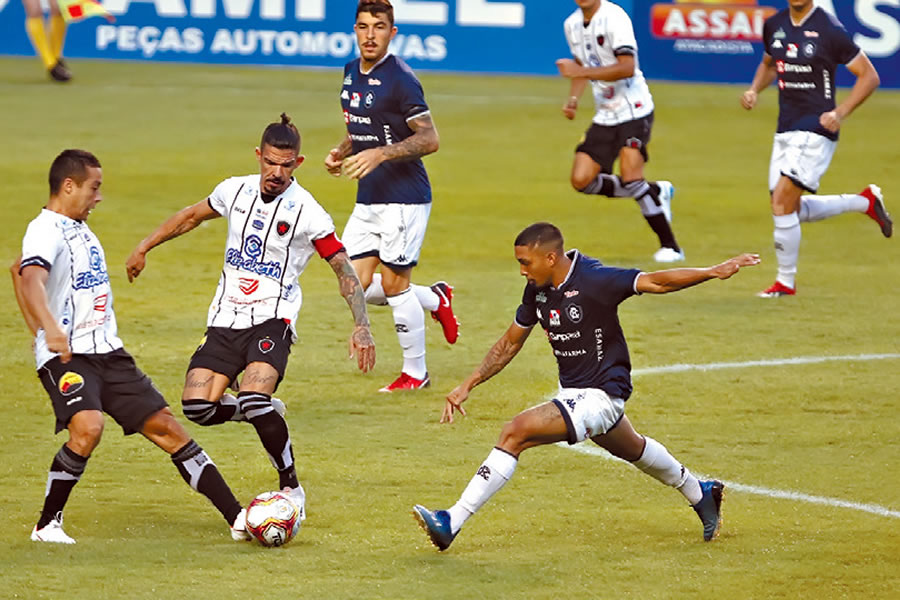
1, 57, 898, 599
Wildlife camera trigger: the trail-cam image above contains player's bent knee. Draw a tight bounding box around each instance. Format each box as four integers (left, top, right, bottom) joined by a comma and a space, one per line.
496, 417, 529, 455
571, 173, 593, 192
182, 398, 218, 425
67, 411, 105, 453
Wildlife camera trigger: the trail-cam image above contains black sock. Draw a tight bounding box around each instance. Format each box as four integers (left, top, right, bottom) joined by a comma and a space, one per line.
238, 391, 298, 489
171, 440, 242, 525
644, 214, 680, 251
182, 397, 242, 426
37, 445, 87, 529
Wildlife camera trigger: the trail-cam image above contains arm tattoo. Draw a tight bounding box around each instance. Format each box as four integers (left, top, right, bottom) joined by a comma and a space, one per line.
476, 335, 522, 384
328, 251, 370, 327
379, 114, 438, 163
335, 136, 353, 159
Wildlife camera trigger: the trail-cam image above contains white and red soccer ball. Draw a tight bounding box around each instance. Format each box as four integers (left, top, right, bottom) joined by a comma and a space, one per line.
245, 490, 303, 547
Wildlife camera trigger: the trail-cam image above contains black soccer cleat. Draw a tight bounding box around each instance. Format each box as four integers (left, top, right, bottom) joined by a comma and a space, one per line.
692, 479, 724, 541
412, 504, 457, 551
48, 60, 72, 83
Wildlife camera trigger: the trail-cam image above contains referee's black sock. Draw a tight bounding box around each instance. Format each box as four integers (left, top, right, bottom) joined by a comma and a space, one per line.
171, 440, 242, 525
238, 391, 299, 489
37, 444, 87, 529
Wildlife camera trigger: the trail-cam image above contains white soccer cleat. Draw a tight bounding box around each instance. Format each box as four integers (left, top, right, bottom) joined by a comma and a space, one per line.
653, 247, 685, 263
230, 508, 251, 541
31, 514, 76, 544
658, 181, 675, 223
271, 397, 286, 417
283, 483, 307, 521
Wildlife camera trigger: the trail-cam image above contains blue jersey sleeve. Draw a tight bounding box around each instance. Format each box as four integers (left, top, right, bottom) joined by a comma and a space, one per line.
515, 284, 539, 328
585, 265, 641, 306
395, 61, 429, 121
828, 19, 861, 65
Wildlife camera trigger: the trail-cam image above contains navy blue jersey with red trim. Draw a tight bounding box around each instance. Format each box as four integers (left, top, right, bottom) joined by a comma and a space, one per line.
762, 7, 860, 141
341, 54, 432, 205
515, 251, 641, 399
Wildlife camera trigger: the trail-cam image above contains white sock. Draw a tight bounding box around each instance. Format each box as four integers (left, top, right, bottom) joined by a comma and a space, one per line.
773, 212, 801, 289
364, 273, 387, 306
449, 447, 518, 533
633, 437, 702, 505
799, 194, 868, 222
386, 288, 427, 379
413, 284, 439, 312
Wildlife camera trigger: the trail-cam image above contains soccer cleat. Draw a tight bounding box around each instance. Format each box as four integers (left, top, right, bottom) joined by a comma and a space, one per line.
284, 483, 307, 521
31, 513, 75, 544
379, 372, 431, 393
692, 480, 724, 541
230, 508, 251, 541
412, 504, 457, 551
271, 397, 286, 417
757, 281, 796, 298
48, 60, 72, 83
861, 184, 892, 238
429, 282, 459, 344
653, 247, 685, 263
658, 180, 675, 223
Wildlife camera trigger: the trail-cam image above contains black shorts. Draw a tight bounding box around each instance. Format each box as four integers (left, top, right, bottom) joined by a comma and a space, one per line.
575, 112, 654, 173
188, 318, 294, 390
38, 348, 168, 435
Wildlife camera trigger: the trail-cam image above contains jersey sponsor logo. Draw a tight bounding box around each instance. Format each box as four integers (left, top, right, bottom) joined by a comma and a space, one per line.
350, 91, 361, 108
350, 133, 379, 142
779, 80, 816, 90
59, 372, 85, 396
225, 234, 283, 279
650, 3, 777, 41
233, 206, 248, 214
368, 77, 381, 85
74, 246, 110, 290
549, 309, 561, 327
554, 348, 587, 358
776, 60, 812, 73
66, 396, 83, 406
93, 294, 108, 311
258, 337, 275, 354
804, 30, 819, 38
595, 327, 604, 361
343, 110, 372, 125
364, 91, 375, 107
566, 304, 583, 323
548, 330, 581, 343
238, 277, 259, 295
564, 290, 579, 298
276, 220, 290, 236
383, 124, 394, 145
251, 219, 265, 230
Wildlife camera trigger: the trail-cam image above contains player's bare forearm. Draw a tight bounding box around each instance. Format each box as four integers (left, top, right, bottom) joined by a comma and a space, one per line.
380, 114, 439, 162
467, 323, 531, 389
10, 256, 40, 336
750, 58, 777, 93
327, 250, 370, 328
138, 203, 215, 253
332, 135, 353, 160
637, 254, 760, 294
20, 266, 62, 335
835, 53, 880, 120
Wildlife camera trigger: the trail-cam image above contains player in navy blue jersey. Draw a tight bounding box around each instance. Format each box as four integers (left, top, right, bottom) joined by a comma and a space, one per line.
741, 0, 890, 298
412, 223, 759, 550
325, 0, 459, 392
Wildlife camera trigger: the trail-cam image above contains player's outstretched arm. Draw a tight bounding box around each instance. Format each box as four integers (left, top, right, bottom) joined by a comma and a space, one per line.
325, 135, 352, 177
10, 255, 40, 337
126, 200, 220, 282
326, 250, 376, 373
19, 265, 71, 363
342, 114, 439, 180
820, 52, 879, 133
442, 322, 533, 424
742, 54, 776, 110
636, 253, 761, 295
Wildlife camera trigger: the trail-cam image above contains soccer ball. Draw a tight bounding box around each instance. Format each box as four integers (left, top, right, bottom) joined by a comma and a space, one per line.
245, 491, 302, 547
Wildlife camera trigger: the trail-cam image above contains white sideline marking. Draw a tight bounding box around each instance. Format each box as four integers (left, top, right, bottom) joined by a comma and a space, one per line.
559, 352, 900, 520
632, 353, 900, 377
562, 443, 900, 519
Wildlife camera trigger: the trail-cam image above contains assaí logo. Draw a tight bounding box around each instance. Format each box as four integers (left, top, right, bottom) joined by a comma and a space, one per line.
651, 0, 777, 41
225, 235, 282, 278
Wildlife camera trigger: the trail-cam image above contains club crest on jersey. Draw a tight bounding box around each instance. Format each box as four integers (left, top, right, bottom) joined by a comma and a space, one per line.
786, 43, 798, 58
596, 34, 605, 46
365, 91, 375, 107
566, 304, 583, 323
59, 372, 84, 396
238, 278, 259, 295
802, 42, 816, 57
276, 221, 290, 236
549, 309, 561, 327
259, 338, 275, 354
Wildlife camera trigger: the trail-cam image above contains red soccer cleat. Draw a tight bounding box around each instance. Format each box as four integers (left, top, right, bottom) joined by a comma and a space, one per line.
861, 184, 892, 238
379, 372, 431, 393
757, 281, 796, 298
430, 282, 459, 344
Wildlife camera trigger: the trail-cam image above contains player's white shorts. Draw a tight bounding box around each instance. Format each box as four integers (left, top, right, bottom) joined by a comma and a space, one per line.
769, 130, 837, 193
342, 203, 431, 269
551, 387, 626, 445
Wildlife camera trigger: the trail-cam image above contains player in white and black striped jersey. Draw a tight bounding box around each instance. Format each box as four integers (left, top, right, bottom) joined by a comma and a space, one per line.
126, 115, 375, 505
13, 149, 247, 543
557, 0, 684, 263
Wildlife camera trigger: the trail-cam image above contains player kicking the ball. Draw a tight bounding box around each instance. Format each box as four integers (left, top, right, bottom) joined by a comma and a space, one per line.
413, 222, 759, 550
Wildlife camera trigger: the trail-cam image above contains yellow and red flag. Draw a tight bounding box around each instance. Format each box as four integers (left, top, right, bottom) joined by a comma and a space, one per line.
57, 0, 115, 23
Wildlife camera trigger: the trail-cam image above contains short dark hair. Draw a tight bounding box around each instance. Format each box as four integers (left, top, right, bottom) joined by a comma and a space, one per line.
514, 222, 564, 251
261, 113, 301, 153
49, 149, 101, 195
357, 0, 394, 26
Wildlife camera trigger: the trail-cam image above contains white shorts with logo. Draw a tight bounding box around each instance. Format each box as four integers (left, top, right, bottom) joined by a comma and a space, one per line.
768, 130, 837, 193
342, 203, 431, 269
551, 386, 626, 445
